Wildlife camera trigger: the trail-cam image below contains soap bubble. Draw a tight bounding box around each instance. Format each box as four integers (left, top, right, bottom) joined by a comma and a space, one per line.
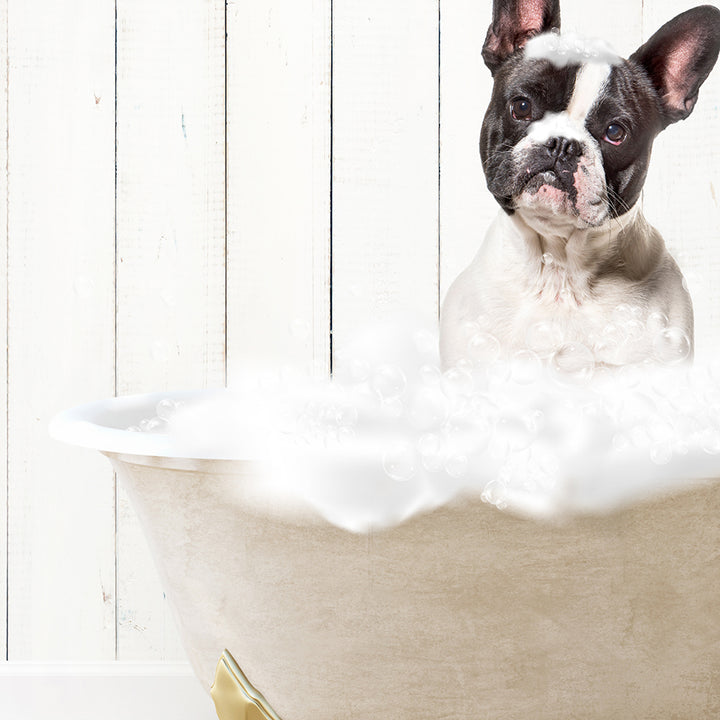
156, 398, 180, 421
551, 342, 594, 385
650, 442, 672, 466
494, 415, 533, 456
510, 350, 542, 384
444, 453, 469, 479
408, 386, 450, 430
541, 252, 555, 266
371, 364, 407, 401
383, 442, 416, 481
653, 327, 691, 365
418, 433, 444, 472
525, 320, 563, 358
419, 363, 441, 386
646, 311, 669, 335
441, 366, 474, 399
467, 331, 501, 366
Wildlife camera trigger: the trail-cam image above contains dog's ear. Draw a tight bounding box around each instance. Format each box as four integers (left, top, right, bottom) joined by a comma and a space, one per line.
482, 0, 561, 75
630, 5, 720, 127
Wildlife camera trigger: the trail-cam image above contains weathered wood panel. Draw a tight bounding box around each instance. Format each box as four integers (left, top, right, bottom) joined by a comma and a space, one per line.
6, 0, 116, 659
115, 0, 226, 660
331, 0, 440, 358
226, 0, 331, 381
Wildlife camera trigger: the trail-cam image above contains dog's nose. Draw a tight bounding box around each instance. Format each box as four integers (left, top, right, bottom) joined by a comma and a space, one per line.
545, 137, 581, 161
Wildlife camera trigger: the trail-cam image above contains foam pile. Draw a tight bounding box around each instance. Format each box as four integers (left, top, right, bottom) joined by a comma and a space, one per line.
130, 315, 720, 532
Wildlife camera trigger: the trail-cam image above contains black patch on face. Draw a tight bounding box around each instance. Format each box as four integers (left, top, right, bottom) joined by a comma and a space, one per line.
480, 55, 580, 213
480, 53, 666, 219
584, 60, 664, 216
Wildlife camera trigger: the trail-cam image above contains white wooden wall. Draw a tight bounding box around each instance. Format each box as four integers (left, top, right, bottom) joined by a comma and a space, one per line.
0, 0, 718, 690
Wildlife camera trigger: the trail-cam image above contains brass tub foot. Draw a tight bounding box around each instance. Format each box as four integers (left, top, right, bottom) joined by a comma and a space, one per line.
211, 650, 283, 720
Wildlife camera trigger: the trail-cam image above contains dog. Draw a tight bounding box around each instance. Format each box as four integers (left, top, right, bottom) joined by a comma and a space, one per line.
440, 0, 720, 371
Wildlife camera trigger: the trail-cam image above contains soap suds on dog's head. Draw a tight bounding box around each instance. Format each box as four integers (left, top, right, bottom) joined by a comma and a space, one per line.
524, 30, 621, 68
132, 313, 720, 533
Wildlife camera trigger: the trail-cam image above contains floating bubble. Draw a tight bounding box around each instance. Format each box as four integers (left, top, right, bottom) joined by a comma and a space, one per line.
551, 342, 595, 385
441, 366, 474, 399
653, 327, 691, 365
646, 311, 669, 335
156, 398, 179, 421
419, 363, 441, 386
525, 320, 563, 357
382, 443, 416, 482
408, 386, 450, 430
650, 442, 672, 466
371, 364, 407, 401
510, 350, 542, 384
467, 331, 501, 367
541, 252, 555, 266
445, 454, 469, 479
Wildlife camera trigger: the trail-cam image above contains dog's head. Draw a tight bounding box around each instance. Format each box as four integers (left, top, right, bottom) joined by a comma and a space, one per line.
480, 0, 720, 232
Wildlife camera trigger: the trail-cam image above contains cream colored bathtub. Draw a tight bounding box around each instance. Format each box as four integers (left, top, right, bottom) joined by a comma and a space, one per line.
51, 391, 720, 719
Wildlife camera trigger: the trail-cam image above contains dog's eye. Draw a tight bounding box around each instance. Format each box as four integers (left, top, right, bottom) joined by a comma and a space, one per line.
511, 97, 533, 121
604, 123, 627, 145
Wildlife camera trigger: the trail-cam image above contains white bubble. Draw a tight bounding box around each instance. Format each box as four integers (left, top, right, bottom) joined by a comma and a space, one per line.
525, 320, 563, 357
383, 443, 416, 481
653, 327, 691, 365
419, 363, 441, 386
413, 328, 438, 356
467, 332, 501, 366
551, 342, 594, 385
494, 415, 533, 456
510, 350, 542, 384
139, 417, 165, 433
408, 386, 450, 430
371, 364, 407, 401
646, 311, 669, 334
444, 454, 469, 479
541, 252, 555, 266
441, 366, 474, 399
650, 442, 672, 466
155, 398, 179, 420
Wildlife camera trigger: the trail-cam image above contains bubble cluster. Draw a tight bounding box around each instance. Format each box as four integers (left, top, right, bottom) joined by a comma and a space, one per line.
122, 312, 720, 533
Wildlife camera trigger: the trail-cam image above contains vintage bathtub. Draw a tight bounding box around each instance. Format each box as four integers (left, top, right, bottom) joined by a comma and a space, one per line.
50, 389, 720, 719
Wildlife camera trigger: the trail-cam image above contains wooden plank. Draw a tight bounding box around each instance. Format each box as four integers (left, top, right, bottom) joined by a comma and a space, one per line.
226, 0, 331, 381
641, 0, 720, 363
439, 1, 645, 304
115, 0, 226, 660
331, 0, 440, 358
0, 0, 7, 662
6, 0, 116, 659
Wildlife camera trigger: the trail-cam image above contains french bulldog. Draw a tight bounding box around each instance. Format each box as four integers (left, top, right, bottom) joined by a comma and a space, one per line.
439, 0, 720, 371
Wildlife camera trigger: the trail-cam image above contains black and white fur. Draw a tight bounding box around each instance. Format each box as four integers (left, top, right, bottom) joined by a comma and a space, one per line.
440, 0, 720, 369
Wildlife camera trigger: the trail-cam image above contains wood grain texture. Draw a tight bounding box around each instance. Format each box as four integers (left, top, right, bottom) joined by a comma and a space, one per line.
226, 0, 331, 381
331, 0, 440, 357
115, 0, 226, 660
0, 0, 7, 662
6, 0, 116, 659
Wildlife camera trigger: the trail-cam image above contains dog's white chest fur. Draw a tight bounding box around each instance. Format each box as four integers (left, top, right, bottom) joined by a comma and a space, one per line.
439, 209, 693, 368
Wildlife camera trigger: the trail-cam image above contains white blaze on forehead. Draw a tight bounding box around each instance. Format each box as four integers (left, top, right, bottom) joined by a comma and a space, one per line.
525, 31, 621, 68
525, 62, 613, 143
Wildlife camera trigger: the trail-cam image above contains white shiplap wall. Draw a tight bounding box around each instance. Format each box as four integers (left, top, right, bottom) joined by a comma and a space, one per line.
0, 0, 718, 704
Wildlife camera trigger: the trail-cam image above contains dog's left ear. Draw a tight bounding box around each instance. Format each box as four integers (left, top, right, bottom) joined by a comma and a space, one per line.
630, 5, 720, 127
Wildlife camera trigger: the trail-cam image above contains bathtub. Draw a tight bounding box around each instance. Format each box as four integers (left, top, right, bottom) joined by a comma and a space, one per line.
51, 389, 720, 719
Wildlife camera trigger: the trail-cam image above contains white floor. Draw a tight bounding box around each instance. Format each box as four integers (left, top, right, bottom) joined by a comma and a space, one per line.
0, 663, 217, 720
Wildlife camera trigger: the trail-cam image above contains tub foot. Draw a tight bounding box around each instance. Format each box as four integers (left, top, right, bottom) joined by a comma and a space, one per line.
211, 650, 283, 720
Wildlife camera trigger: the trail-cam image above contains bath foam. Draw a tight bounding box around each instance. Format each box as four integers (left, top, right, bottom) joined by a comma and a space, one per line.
130, 314, 720, 533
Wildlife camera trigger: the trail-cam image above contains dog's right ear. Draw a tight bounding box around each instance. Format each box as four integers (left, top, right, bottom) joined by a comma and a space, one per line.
483, 0, 561, 75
